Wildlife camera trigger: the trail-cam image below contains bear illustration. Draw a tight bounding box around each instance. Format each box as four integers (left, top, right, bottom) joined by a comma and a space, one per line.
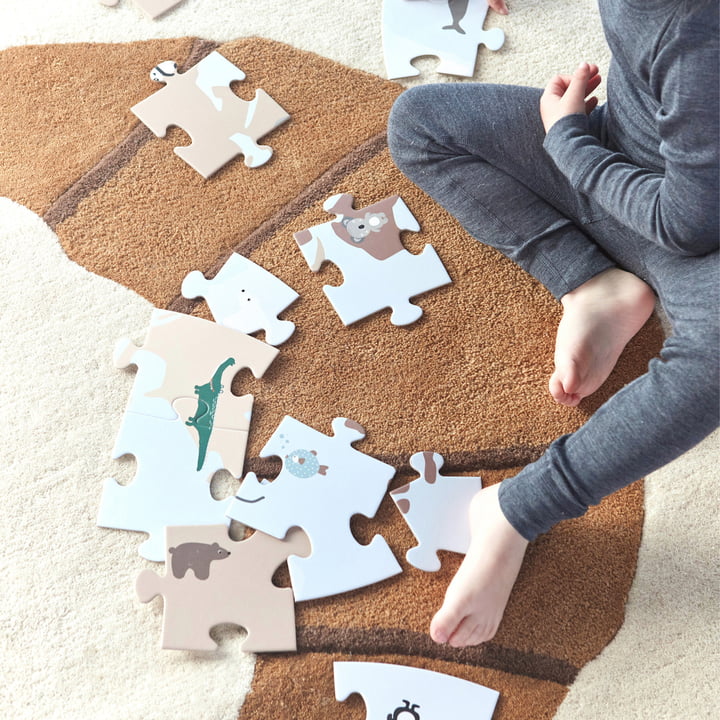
168, 541, 231, 580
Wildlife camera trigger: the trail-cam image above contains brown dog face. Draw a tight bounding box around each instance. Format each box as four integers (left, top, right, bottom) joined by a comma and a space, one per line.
1, 37, 663, 719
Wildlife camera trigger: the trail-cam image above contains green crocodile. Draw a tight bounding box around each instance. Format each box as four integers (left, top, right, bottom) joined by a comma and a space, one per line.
185, 357, 236, 471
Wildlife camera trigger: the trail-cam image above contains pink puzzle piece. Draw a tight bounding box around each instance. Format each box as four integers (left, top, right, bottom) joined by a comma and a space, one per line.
136, 524, 310, 651
98, 0, 184, 20
227, 416, 402, 601
131, 51, 290, 177
391, 451, 482, 571
294, 193, 451, 326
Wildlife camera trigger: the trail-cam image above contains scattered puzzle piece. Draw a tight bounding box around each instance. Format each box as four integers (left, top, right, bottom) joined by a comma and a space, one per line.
227, 416, 402, 601
382, 0, 504, 79
97, 410, 235, 561
294, 194, 451, 326
136, 524, 310, 651
131, 51, 290, 177
391, 451, 482, 571
114, 308, 278, 447
334, 661, 500, 719
181, 254, 299, 345
97, 0, 185, 20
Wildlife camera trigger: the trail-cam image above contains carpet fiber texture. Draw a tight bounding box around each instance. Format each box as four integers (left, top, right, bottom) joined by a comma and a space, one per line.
1, 2, 717, 720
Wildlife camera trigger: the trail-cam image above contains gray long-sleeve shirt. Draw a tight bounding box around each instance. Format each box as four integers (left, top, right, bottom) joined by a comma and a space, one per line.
543, 0, 719, 256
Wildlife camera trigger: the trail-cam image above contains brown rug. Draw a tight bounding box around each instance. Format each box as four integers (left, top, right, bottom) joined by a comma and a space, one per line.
0, 37, 664, 719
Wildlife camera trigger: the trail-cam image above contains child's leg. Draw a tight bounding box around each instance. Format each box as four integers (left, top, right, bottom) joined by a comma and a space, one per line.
387, 83, 617, 300
388, 84, 656, 406
433, 249, 719, 646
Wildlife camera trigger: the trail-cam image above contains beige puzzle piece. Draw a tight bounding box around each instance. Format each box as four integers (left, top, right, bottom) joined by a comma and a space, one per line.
114, 309, 278, 477
136, 524, 310, 652
131, 51, 291, 177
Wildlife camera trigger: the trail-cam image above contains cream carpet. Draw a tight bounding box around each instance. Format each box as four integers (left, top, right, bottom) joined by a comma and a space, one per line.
1, 1, 717, 719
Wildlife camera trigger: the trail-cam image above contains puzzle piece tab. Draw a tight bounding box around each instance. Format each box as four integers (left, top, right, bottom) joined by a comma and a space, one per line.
334, 661, 500, 720
391, 452, 482, 571
294, 194, 451, 326
181, 254, 299, 345
227, 416, 401, 601
136, 524, 310, 651
131, 51, 290, 177
382, 0, 504, 79
115, 308, 278, 444
98, 0, 184, 20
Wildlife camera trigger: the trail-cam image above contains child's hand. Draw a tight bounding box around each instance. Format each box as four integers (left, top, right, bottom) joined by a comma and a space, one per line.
540, 62, 602, 133
488, 0, 509, 14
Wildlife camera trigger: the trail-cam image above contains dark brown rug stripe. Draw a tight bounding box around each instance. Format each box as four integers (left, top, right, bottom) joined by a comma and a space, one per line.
165, 130, 390, 315
297, 626, 579, 686
43, 37, 219, 230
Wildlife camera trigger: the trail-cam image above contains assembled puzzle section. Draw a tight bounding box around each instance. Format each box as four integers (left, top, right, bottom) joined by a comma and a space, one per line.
294, 193, 451, 326
227, 416, 402, 601
131, 51, 290, 177
382, 0, 504, 79
136, 524, 310, 651
391, 451, 482, 571
182, 254, 299, 346
98, 0, 185, 20
97, 308, 279, 561
334, 661, 500, 719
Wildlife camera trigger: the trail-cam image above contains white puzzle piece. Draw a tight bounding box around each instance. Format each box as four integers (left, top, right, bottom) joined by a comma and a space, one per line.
97, 411, 234, 561
227, 416, 402, 601
181, 254, 299, 345
391, 452, 482, 571
97, 0, 184, 20
382, 0, 505, 79
294, 193, 451, 326
334, 661, 500, 720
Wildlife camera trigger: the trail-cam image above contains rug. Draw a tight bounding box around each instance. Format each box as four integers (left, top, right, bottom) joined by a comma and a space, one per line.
1, 2, 717, 720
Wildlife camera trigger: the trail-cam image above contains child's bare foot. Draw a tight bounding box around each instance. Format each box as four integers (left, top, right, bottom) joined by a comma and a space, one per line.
549, 269, 655, 407
429, 483, 528, 647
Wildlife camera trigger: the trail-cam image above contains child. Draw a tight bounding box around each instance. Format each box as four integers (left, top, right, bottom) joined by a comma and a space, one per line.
387, 0, 719, 647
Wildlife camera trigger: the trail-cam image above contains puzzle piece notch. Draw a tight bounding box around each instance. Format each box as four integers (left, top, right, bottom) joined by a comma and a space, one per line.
294, 194, 451, 326
334, 661, 500, 720
97, 0, 185, 19
181, 254, 299, 346
382, 0, 505, 79
131, 51, 290, 177
136, 524, 310, 651
227, 415, 401, 601
391, 451, 483, 571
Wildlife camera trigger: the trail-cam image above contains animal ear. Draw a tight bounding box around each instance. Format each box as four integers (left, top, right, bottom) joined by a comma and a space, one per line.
311, 450, 317, 456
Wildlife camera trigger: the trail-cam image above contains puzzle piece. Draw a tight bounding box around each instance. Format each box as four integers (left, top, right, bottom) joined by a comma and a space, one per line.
97, 0, 184, 20
391, 452, 482, 571
334, 661, 500, 720
382, 0, 504, 79
181, 254, 299, 346
294, 194, 451, 326
115, 308, 278, 442
97, 410, 235, 561
131, 51, 290, 177
136, 524, 310, 651
227, 416, 402, 601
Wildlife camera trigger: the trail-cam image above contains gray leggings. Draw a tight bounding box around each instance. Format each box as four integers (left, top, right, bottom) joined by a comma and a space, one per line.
387, 83, 719, 541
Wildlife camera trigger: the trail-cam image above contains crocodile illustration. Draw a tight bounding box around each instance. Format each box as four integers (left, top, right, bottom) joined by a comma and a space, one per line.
185, 357, 236, 470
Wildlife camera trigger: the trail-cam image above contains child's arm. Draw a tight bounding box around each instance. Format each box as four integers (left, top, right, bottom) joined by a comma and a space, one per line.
539, 7, 719, 257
